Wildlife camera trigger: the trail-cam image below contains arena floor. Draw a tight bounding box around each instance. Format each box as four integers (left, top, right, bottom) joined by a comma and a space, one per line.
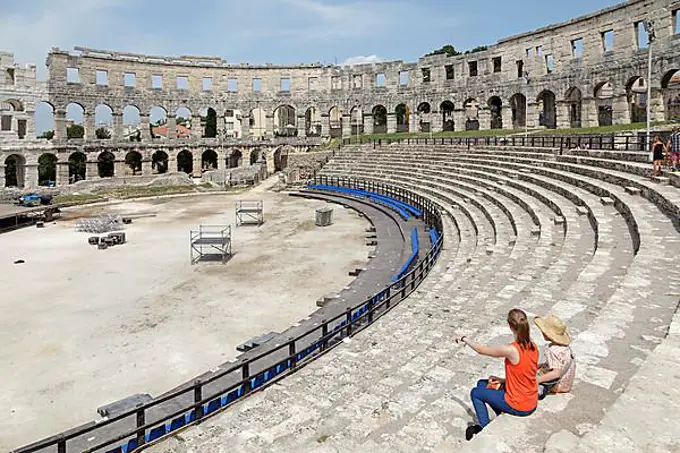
0, 179, 370, 451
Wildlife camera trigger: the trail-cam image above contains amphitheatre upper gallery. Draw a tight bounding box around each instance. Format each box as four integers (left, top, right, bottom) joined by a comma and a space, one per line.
38, 0, 680, 143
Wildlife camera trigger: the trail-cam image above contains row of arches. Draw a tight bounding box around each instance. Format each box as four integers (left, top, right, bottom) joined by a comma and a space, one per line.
2, 147, 293, 188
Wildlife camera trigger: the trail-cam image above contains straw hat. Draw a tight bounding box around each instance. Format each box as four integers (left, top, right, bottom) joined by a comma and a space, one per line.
534, 314, 571, 345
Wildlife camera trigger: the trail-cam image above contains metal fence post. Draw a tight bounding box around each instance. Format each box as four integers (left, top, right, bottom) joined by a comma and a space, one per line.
241, 363, 251, 396
321, 320, 328, 350
136, 407, 146, 446
289, 338, 297, 369
346, 308, 353, 336
193, 380, 204, 420
57, 438, 66, 453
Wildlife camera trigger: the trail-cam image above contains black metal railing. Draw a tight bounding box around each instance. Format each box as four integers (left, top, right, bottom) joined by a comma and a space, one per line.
13, 177, 443, 453
340, 132, 668, 152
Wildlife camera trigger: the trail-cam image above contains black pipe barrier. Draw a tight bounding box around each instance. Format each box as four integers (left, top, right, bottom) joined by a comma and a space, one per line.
13, 177, 444, 453
340, 132, 674, 152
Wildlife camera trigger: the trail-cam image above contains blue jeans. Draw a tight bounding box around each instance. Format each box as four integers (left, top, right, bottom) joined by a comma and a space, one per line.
470, 379, 535, 428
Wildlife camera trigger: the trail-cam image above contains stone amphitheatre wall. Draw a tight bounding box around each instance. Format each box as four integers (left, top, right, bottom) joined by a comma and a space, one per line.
2, 0, 680, 189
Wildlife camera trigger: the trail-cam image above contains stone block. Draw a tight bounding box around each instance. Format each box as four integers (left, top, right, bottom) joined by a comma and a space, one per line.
600, 197, 614, 206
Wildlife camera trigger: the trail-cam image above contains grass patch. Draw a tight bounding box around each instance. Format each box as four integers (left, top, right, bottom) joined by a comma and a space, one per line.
317, 435, 329, 443
53, 194, 105, 205
531, 122, 673, 136
97, 185, 197, 199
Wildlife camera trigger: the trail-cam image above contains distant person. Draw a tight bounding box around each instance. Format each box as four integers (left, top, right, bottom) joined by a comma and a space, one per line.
534, 315, 575, 399
458, 309, 538, 441
667, 127, 680, 172
652, 136, 666, 177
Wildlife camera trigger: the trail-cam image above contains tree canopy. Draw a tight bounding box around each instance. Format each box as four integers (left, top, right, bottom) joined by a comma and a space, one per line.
426, 45, 461, 57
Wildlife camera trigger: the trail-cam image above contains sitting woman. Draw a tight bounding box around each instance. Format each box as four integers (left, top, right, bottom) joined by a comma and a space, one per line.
459, 309, 538, 441
534, 315, 575, 399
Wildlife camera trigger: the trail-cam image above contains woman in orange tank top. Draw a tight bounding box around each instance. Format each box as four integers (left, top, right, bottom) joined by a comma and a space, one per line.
457, 308, 538, 441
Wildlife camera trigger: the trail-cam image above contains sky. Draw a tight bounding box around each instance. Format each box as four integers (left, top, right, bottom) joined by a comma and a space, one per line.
2, 0, 619, 134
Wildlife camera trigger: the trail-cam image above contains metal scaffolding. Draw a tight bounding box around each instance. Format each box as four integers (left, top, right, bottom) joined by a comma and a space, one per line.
190, 225, 232, 264
235, 200, 264, 227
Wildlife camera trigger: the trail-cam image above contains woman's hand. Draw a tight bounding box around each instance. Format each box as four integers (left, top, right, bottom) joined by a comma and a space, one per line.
489, 376, 505, 385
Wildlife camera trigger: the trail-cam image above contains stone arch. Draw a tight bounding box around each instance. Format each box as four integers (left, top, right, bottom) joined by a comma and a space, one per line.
626, 76, 647, 123
94, 104, 113, 139
417, 102, 431, 133
250, 148, 261, 165
464, 98, 480, 131
125, 151, 143, 176
152, 150, 169, 174
509, 93, 526, 129
38, 153, 57, 186
661, 69, 680, 121
149, 106, 168, 139
202, 149, 218, 170
488, 96, 503, 129
274, 104, 297, 137
537, 90, 557, 129
329, 106, 342, 137
1, 99, 24, 112
249, 107, 266, 139
350, 105, 364, 135
175, 106, 193, 138
395, 104, 410, 133
273, 146, 289, 172
227, 149, 242, 169
305, 107, 321, 137
595, 81, 614, 126
66, 102, 85, 139
440, 101, 455, 132
35, 101, 55, 139
123, 105, 141, 140
565, 87, 583, 128
199, 107, 217, 138
4, 153, 26, 188
177, 150, 193, 174
372, 105, 387, 134
98, 151, 115, 178
68, 151, 86, 183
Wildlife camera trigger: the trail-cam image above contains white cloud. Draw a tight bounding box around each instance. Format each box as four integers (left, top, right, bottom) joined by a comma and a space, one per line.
342, 55, 387, 66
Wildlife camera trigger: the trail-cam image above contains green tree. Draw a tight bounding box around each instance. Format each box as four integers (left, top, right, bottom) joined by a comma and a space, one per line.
203, 108, 217, 138
426, 44, 461, 57
95, 127, 111, 139
466, 45, 489, 54
38, 154, 57, 185
39, 130, 54, 140
67, 124, 84, 139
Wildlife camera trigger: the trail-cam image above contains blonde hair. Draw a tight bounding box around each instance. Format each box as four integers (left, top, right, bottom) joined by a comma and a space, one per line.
507, 309, 535, 351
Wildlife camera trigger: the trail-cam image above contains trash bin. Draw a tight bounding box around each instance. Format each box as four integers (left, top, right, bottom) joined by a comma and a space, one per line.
315, 207, 333, 227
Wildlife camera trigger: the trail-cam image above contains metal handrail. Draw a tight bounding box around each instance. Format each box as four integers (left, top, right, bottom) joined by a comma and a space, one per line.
13, 176, 444, 453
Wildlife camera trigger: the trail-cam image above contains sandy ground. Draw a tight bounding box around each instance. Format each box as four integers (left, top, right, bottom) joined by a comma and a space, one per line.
0, 179, 369, 450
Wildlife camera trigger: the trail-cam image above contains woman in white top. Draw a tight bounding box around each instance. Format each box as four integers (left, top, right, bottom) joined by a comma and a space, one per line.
534, 315, 576, 399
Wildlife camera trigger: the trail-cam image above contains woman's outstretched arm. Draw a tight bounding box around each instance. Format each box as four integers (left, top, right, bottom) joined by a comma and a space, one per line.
457, 336, 517, 360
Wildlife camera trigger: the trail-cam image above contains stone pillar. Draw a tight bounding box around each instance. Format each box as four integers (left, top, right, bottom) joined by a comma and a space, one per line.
297, 114, 306, 137
363, 114, 374, 135
56, 161, 69, 186
581, 97, 598, 128
140, 114, 151, 141
409, 112, 418, 133
167, 117, 177, 139
54, 110, 68, 141
112, 113, 123, 140
193, 154, 202, 175
26, 110, 36, 139
453, 109, 466, 132
0, 165, 5, 188
501, 106, 513, 130
430, 111, 443, 133
556, 101, 570, 129
265, 114, 274, 138
341, 113, 351, 138
240, 118, 249, 140
387, 113, 397, 134
478, 108, 491, 130
321, 114, 330, 137
142, 159, 152, 176
86, 161, 99, 179
526, 102, 539, 129
649, 88, 666, 123
114, 159, 125, 178
612, 94, 631, 125
25, 163, 39, 189
84, 113, 96, 140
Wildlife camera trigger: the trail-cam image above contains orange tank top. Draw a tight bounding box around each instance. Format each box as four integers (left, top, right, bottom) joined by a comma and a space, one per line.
504, 341, 539, 412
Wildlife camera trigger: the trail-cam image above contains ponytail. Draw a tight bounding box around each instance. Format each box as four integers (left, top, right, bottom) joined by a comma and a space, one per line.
507, 308, 534, 351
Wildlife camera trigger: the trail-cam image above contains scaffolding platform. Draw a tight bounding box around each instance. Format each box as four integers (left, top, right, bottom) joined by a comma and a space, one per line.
190, 225, 232, 264
236, 200, 264, 227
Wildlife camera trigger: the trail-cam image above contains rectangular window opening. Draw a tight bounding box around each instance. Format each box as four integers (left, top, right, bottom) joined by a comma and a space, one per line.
545, 54, 555, 74
67, 67, 80, 83
468, 61, 478, 77
492, 57, 502, 73
308, 77, 318, 91
177, 76, 189, 90
253, 78, 262, 92
227, 77, 237, 92
636, 21, 649, 49
399, 70, 409, 86
422, 68, 431, 83
331, 76, 341, 90
152, 74, 163, 89
674, 10, 680, 35
536, 46, 543, 56
203, 77, 213, 91
1, 115, 11, 131
602, 30, 614, 53
95, 70, 108, 86
516, 60, 524, 78
226, 109, 234, 118
353, 74, 363, 89
280, 77, 291, 92
124, 72, 136, 87
445, 64, 454, 80
6, 68, 15, 85
526, 48, 533, 57
376, 73, 386, 87
571, 38, 584, 58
